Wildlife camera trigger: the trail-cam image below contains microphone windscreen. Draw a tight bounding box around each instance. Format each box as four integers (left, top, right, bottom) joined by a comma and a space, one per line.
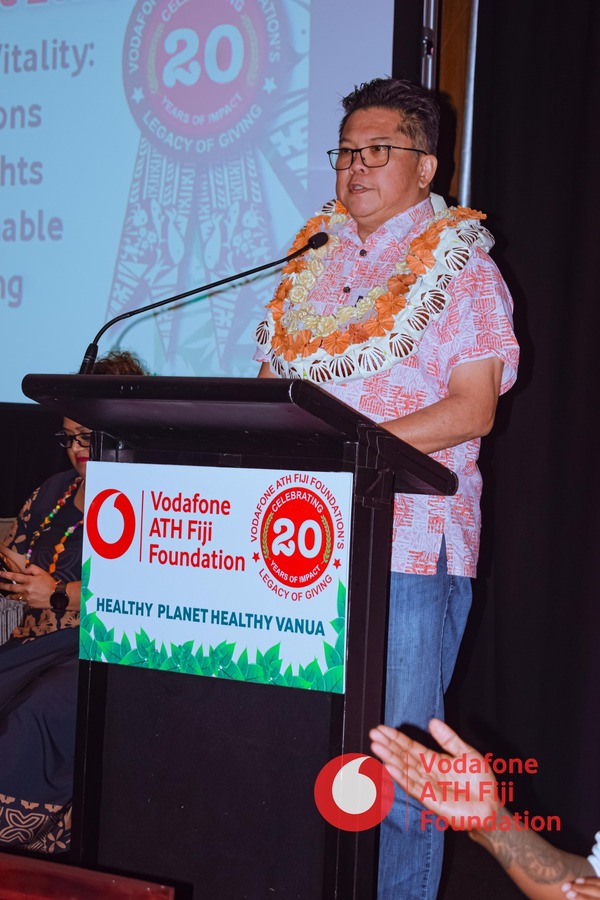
307, 231, 329, 250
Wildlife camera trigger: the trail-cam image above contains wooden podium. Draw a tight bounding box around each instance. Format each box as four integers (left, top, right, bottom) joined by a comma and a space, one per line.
22, 375, 457, 900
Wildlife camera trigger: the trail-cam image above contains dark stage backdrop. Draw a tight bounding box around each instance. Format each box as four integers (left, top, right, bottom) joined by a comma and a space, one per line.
446, 0, 600, 856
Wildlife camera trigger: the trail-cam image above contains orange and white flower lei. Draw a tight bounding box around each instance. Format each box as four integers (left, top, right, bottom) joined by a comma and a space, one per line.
255, 199, 494, 384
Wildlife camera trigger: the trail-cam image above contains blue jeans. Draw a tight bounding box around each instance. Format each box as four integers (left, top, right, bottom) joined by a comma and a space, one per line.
377, 541, 472, 900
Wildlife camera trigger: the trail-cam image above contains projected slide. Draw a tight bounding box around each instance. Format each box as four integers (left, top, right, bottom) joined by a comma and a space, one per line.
0, 0, 393, 402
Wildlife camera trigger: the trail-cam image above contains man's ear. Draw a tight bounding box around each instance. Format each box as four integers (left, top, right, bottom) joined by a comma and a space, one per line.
418, 154, 438, 189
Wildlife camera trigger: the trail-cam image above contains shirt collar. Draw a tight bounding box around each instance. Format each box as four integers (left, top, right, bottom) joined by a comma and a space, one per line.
338, 196, 435, 244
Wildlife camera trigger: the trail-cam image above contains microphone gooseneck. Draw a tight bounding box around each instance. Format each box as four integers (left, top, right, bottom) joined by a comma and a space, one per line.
78, 232, 329, 374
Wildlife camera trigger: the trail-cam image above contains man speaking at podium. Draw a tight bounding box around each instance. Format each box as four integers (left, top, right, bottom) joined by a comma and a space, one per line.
255, 77, 519, 898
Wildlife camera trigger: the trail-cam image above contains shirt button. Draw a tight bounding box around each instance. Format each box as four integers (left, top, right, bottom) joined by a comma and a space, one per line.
359, 249, 367, 256
343, 286, 351, 293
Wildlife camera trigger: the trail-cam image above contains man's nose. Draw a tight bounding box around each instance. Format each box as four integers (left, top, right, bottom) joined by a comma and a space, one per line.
348, 148, 366, 170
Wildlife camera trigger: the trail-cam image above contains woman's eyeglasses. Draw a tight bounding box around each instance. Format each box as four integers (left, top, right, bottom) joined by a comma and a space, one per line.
55, 431, 94, 449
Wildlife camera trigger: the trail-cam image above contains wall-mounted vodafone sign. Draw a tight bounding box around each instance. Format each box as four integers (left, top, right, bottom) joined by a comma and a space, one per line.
81, 462, 353, 693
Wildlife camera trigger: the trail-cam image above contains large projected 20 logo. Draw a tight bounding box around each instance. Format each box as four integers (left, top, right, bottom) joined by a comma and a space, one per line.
86, 489, 137, 560
314, 754, 395, 832
124, 0, 285, 159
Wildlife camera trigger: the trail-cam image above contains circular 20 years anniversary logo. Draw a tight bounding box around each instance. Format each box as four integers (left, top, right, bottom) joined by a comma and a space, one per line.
124, 0, 286, 159
259, 486, 335, 589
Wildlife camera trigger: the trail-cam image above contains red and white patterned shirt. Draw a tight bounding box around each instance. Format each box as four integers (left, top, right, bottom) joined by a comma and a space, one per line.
256, 198, 519, 576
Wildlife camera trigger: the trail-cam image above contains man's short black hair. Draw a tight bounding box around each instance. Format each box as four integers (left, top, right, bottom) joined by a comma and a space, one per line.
339, 77, 440, 156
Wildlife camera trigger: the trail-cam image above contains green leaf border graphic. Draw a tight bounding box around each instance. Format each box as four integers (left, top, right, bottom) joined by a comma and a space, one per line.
79, 559, 347, 693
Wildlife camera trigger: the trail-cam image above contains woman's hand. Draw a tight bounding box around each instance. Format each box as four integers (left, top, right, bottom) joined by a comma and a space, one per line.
0, 558, 56, 607
0, 542, 28, 575
12, 563, 58, 608
1, 543, 81, 611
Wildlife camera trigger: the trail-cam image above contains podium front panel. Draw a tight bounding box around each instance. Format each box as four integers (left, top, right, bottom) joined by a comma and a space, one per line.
22, 374, 457, 899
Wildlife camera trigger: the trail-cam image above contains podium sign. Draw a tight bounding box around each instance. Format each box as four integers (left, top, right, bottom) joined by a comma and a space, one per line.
82, 461, 353, 693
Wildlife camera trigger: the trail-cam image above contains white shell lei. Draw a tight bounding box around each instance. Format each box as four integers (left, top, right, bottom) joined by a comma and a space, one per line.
256, 208, 494, 384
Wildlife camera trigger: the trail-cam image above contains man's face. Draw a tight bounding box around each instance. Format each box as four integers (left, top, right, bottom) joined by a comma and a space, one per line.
335, 107, 437, 241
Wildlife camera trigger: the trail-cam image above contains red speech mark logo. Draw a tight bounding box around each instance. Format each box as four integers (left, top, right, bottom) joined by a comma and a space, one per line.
86, 489, 137, 559
314, 753, 395, 831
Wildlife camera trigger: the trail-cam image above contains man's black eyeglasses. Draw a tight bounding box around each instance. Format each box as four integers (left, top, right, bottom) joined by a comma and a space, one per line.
55, 431, 94, 449
327, 144, 426, 170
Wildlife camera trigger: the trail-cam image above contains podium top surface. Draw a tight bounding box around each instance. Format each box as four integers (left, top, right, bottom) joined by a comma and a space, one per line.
22, 374, 457, 496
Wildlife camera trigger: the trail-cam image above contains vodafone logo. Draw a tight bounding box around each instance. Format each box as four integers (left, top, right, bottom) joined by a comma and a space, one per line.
314, 753, 394, 831
86, 489, 137, 560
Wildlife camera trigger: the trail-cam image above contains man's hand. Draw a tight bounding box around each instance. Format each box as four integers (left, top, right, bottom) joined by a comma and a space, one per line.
369, 718, 501, 824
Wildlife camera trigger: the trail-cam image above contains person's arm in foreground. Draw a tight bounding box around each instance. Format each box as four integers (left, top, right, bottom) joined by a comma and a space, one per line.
370, 719, 596, 899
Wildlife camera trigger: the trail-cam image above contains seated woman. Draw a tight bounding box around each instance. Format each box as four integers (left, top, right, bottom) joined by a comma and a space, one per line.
0, 350, 147, 854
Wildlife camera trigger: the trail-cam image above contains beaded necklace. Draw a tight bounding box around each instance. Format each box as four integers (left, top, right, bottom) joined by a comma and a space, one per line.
25, 477, 84, 575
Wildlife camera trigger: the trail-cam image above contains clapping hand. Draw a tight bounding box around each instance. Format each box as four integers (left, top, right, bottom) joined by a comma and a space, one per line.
562, 879, 600, 898
369, 718, 502, 825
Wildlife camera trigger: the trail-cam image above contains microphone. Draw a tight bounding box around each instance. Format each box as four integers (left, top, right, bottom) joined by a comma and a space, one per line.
79, 231, 329, 374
